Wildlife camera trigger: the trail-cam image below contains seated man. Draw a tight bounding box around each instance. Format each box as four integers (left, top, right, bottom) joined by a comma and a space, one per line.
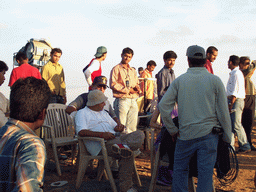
75, 90, 144, 192
0, 77, 51, 191
66, 76, 122, 127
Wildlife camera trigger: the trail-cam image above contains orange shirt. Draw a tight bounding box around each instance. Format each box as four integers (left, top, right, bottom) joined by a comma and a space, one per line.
140, 69, 154, 100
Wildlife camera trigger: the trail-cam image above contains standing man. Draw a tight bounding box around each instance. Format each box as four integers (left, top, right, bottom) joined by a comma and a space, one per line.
204, 46, 218, 74
0, 61, 9, 127
41, 48, 66, 104
239, 57, 256, 150
156, 50, 177, 102
140, 60, 157, 112
9, 52, 42, 87
110, 47, 141, 133
83, 46, 107, 90
0, 77, 51, 191
159, 45, 232, 192
227, 55, 251, 153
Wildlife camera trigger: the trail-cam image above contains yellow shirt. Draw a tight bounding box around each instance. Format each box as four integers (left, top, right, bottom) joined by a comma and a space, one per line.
140, 69, 154, 100
41, 61, 66, 96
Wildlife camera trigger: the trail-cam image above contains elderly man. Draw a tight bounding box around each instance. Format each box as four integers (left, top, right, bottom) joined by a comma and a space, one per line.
75, 90, 144, 192
159, 45, 232, 192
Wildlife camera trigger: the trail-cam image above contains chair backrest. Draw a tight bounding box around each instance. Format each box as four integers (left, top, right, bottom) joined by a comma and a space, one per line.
44, 103, 75, 139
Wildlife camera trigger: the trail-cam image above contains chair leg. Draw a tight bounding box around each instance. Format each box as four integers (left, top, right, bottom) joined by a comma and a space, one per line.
102, 154, 117, 192
71, 144, 77, 165
52, 144, 61, 176
97, 159, 105, 181
133, 156, 142, 187
149, 145, 161, 192
75, 156, 90, 189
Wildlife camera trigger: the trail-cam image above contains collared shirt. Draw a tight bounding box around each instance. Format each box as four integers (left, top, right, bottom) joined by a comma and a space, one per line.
204, 59, 214, 74
41, 61, 66, 96
0, 119, 46, 191
226, 67, 245, 99
140, 69, 154, 100
159, 67, 232, 143
110, 63, 140, 99
8, 63, 42, 87
0, 92, 9, 128
75, 107, 117, 156
68, 92, 116, 118
156, 66, 176, 102
241, 60, 256, 95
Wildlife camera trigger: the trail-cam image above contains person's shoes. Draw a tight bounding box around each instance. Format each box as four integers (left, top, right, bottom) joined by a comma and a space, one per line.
112, 144, 133, 158
127, 186, 138, 192
236, 148, 251, 154
156, 174, 172, 186
251, 145, 256, 151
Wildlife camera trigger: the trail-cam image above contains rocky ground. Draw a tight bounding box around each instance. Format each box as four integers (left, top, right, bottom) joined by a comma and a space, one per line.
43, 128, 256, 192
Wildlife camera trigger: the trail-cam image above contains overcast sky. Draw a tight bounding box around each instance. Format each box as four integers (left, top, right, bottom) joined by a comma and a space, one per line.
1, 0, 256, 103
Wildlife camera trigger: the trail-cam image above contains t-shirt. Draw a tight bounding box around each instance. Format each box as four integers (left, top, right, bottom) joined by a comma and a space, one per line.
75, 107, 117, 156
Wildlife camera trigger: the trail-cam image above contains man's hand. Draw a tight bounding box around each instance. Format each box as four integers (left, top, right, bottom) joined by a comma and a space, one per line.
63, 96, 67, 105
171, 132, 179, 142
114, 124, 125, 132
102, 132, 115, 140
129, 88, 138, 94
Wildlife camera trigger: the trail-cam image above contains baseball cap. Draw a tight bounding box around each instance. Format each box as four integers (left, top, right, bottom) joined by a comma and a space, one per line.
94, 46, 107, 57
92, 76, 109, 88
87, 90, 108, 106
186, 45, 206, 59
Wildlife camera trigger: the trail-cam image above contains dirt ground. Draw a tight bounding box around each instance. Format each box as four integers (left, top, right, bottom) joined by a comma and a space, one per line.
44, 128, 256, 192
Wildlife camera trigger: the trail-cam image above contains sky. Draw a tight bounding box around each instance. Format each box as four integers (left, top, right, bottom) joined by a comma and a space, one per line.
1, 0, 256, 103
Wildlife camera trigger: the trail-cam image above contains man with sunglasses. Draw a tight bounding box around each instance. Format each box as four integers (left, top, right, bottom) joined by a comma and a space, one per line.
66, 76, 122, 128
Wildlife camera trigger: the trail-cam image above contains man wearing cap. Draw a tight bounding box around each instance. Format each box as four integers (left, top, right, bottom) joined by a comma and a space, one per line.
204, 46, 218, 74
159, 45, 232, 192
239, 57, 256, 150
83, 46, 107, 90
66, 76, 123, 127
75, 90, 144, 192
110, 47, 141, 134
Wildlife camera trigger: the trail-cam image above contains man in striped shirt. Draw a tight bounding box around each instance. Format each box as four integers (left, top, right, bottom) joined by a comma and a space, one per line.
0, 77, 51, 191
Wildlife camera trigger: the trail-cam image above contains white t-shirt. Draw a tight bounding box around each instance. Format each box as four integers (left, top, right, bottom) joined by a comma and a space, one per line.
75, 106, 117, 155
84, 59, 100, 86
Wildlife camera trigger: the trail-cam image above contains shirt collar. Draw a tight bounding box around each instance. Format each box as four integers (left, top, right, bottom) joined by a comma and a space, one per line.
8, 118, 38, 136
120, 63, 131, 69
187, 67, 208, 73
48, 60, 60, 66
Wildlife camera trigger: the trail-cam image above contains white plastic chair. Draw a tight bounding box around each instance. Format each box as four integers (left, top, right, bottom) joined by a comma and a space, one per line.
43, 103, 78, 176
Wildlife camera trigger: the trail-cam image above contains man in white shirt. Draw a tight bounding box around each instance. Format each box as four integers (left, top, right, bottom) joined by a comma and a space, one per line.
75, 90, 144, 192
226, 55, 251, 153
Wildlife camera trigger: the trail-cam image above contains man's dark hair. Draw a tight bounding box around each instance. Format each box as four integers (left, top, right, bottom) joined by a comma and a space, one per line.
147, 60, 157, 67
138, 67, 143, 72
122, 47, 134, 56
16, 52, 28, 62
163, 51, 177, 60
10, 77, 51, 122
0, 61, 8, 72
206, 46, 218, 54
188, 56, 206, 67
51, 48, 62, 55
229, 55, 240, 66
240, 56, 250, 64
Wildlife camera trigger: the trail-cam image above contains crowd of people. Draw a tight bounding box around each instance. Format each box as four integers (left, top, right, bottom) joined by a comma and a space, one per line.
0, 44, 255, 192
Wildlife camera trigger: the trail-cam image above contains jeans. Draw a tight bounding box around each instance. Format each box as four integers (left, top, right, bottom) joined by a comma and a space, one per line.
114, 98, 138, 133
172, 132, 218, 192
230, 98, 251, 151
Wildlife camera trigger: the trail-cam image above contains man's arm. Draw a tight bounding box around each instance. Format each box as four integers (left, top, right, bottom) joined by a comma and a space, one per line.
78, 129, 115, 140
110, 66, 130, 94
60, 68, 66, 104
14, 138, 46, 191
8, 70, 16, 87
158, 81, 179, 136
65, 95, 85, 114
156, 71, 166, 102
